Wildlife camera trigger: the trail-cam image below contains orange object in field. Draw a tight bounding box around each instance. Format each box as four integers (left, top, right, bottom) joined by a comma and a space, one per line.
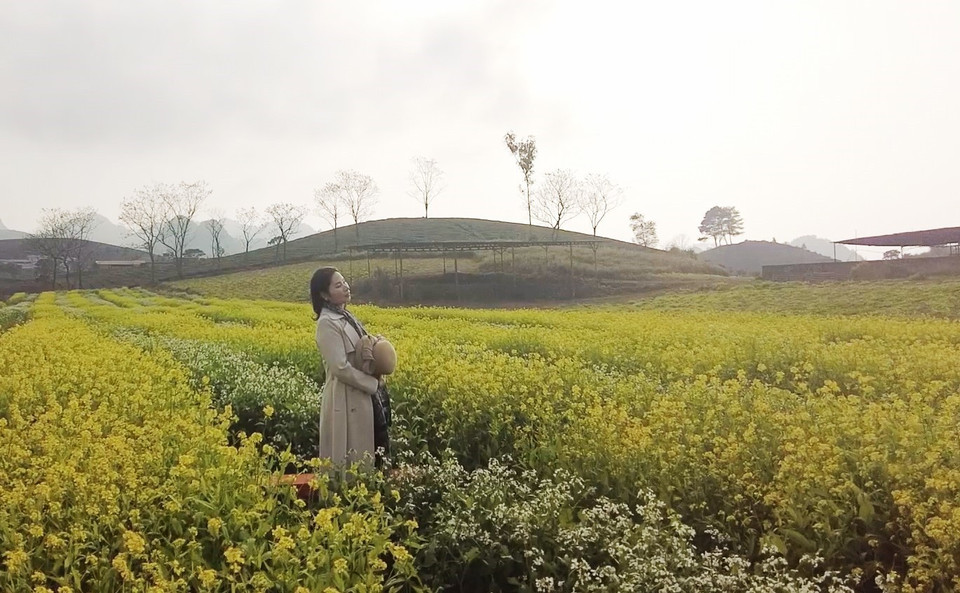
277, 473, 316, 500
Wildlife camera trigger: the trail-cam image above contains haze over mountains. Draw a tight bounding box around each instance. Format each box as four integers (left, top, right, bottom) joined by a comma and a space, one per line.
0, 214, 317, 257
787, 235, 862, 263
0, 215, 890, 265
0, 219, 27, 240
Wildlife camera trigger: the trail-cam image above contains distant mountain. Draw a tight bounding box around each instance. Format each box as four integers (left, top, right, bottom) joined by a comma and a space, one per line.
0, 219, 27, 240
699, 240, 833, 275
0, 228, 27, 240
88, 213, 131, 247
220, 218, 267, 253
5, 214, 322, 255
788, 235, 863, 262
198, 218, 317, 256
0, 238, 149, 261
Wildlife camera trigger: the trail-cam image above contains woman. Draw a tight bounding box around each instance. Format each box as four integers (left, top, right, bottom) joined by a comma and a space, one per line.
310, 266, 387, 466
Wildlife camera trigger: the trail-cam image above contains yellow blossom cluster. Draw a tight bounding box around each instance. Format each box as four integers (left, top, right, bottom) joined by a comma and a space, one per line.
31, 287, 960, 590
0, 293, 422, 592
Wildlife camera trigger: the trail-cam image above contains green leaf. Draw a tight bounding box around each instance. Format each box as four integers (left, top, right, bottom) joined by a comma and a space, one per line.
781, 528, 817, 552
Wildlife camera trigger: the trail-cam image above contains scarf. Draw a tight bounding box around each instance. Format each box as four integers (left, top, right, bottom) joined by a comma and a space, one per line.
326, 303, 367, 338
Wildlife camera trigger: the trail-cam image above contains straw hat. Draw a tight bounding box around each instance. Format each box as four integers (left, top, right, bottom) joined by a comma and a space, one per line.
371, 338, 397, 375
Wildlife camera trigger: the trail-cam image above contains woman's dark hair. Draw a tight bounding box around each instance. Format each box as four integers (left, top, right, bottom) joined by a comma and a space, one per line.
310, 266, 340, 319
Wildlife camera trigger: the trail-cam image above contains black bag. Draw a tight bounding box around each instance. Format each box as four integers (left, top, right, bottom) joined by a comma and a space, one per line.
373, 383, 391, 465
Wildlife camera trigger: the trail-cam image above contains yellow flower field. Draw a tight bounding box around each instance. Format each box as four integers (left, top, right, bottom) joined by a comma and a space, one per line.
5, 284, 960, 591
0, 294, 419, 592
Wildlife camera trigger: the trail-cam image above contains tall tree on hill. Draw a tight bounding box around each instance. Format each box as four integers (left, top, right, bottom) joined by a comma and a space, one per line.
120, 184, 168, 282
408, 156, 444, 218
629, 212, 658, 247
533, 169, 581, 231
721, 207, 745, 244
205, 211, 226, 267
332, 170, 378, 242
265, 202, 307, 262
314, 182, 345, 252
580, 173, 623, 236
159, 180, 210, 279
504, 131, 537, 225
236, 206, 266, 259
698, 206, 744, 247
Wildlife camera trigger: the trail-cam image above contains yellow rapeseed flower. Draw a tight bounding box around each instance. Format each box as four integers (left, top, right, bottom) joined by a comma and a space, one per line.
224, 546, 245, 566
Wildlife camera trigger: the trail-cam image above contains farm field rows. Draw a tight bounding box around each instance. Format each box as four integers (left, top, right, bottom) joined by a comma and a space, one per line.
3, 284, 960, 591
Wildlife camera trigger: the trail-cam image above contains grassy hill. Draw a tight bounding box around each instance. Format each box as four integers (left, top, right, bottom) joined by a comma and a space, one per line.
163, 218, 734, 304
158, 217, 723, 276
699, 240, 833, 275
3, 217, 737, 303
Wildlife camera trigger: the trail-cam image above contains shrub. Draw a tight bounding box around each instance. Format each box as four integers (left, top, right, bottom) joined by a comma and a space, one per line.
389, 453, 855, 592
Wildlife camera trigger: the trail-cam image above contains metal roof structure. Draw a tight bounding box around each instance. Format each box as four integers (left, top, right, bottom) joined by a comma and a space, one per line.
837, 226, 960, 247
343, 239, 603, 301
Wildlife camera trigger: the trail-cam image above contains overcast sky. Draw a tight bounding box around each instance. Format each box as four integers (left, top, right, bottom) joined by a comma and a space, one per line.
2, 1, 958, 257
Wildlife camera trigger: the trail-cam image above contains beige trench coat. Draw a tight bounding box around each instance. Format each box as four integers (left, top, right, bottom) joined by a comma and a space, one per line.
316, 307, 380, 464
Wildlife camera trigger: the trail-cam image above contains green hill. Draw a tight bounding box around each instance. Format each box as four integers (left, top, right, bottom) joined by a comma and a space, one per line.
164, 217, 734, 304
699, 240, 832, 275
2, 217, 737, 303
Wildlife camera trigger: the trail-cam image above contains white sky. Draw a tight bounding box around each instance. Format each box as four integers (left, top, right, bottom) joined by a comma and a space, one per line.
2, 1, 959, 258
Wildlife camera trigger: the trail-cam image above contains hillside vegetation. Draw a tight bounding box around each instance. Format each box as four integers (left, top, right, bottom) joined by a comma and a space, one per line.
2, 218, 730, 300
164, 217, 734, 303
176, 216, 722, 277
168, 245, 733, 304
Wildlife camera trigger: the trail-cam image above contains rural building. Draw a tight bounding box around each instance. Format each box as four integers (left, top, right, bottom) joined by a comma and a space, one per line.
763, 226, 960, 281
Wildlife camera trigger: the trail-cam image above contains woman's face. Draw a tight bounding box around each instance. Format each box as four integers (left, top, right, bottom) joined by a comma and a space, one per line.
324, 272, 351, 306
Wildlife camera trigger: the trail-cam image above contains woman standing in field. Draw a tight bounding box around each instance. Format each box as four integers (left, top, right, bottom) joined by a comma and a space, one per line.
310, 267, 390, 467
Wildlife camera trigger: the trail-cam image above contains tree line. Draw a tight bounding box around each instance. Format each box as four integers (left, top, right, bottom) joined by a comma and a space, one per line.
25, 134, 746, 288
502, 131, 745, 250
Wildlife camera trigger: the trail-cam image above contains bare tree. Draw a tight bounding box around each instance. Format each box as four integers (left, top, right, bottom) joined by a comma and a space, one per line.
27, 208, 99, 289
504, 131, 538, 225
68, 207, 98, 288
314, 183, 345, 252
236, 207, 266, 258
665, 233, 694, 252
265, 202, 307, 262
532, 169, 581, 231
333, 170, 378, 242
629, 212, 658, 247
120, 184, 169, 282
28, 209, 71, 289
159, 180, 211, 279
580, 173, 623, 236
205, 211, 226, 267
408, 156, 444, 218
